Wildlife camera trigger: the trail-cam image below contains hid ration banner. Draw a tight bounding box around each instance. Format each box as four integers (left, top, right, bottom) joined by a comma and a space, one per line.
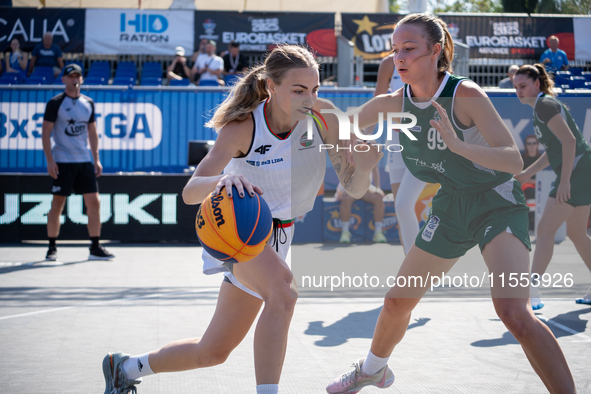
194, 11, 336, 56
0, 8, 85, 53
84, 9, 194, 55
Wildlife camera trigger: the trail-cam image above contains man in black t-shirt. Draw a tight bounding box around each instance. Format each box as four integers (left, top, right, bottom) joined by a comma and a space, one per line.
167, 46, 192, 83
42, 64, 114, 262
222, 41, 248, 76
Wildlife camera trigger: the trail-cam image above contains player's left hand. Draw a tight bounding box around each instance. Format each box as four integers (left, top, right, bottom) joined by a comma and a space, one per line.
556, 179, 571, 203
351, 139, 383, 173
429, 100, 461, 153
94, 161, 103, 178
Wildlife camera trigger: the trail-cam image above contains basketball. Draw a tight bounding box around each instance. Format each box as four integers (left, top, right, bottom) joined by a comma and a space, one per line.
196, 185, 273, 263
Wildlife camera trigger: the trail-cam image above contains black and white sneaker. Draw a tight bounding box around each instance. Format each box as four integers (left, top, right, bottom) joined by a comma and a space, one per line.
89, 245, 115, 261
45, 246, 57, 261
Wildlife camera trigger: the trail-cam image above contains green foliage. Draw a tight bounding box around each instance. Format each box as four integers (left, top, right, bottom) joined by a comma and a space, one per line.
433, 0, 504, 13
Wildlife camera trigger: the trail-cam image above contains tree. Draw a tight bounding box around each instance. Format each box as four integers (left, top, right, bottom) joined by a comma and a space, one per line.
502, 0, 538, 13
433, 0, 503, 13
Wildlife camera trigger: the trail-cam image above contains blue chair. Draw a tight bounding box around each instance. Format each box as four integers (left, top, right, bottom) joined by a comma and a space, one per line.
117, 61, 136, 70
141, 77, 162, 86
0, 73, 25, 85
87, 61, 110, 79
84, 76, 107, 85
569, 76, 586, 89
169, 78, 191, 86
224, 74, 241, 86
584, 82, 591, 89
560, 84, 570, 90
24, 76, 49, 85
569, 68, 582, 76
142, 62, 162, 79
554, 70, 571, 85
112, 77, 136, 86
198, 79, 220, 87
581, 72, 591, 82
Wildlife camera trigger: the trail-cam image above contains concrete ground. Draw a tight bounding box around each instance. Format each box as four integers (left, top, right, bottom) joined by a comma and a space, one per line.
0, 239, 589, 393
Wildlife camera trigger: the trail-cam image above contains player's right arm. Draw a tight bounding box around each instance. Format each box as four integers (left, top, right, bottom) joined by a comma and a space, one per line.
182, 116, 262, 205
349, 88, 404, 130
42, 120, 58, 179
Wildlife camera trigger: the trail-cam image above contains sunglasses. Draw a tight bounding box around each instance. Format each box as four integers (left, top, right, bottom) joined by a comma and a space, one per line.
526, 142, 538, 145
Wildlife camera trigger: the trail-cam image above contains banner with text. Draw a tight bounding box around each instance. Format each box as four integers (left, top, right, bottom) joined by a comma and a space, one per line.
194, 11, 335, 56
341, 13, 403, 60
0, 8, 85, 53
84, 9, 194, 55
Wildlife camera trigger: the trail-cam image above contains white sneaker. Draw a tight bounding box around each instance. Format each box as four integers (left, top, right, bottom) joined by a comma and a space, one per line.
326, 358, 394, 394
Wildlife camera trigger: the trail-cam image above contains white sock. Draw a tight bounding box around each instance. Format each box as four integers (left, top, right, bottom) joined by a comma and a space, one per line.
122, 353, 155, 380
341, 220, 350, 233
374, 221, 383, 233
361, 350, 389, 375
256, 384, 279, 394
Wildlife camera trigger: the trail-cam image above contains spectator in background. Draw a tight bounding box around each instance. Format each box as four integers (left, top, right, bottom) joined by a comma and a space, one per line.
540, 35, 569, 75
167, 46, 191, 83
192, 40, 224, 85
5, 38, 27, 78
42, 64, 114, 262
499, 64, 519, 88
521, 134, 541, 230
336, 167, 387, 243
191, 38, 208, 66
222, 41, 248, 76
29, 32, 64, 78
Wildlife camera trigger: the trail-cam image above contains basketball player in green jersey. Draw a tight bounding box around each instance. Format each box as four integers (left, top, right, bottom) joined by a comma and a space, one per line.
327, 14, 576, 394
513, 64, 591, 310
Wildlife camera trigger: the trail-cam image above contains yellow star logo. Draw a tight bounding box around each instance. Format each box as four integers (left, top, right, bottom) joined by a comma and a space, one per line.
330, 209, 340, 219
352, 15, 379, 35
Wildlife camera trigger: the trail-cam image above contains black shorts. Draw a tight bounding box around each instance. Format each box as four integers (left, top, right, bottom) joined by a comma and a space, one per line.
51, 162, 98, 196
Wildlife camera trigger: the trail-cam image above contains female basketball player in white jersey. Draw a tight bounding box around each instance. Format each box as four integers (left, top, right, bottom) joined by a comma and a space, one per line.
327, 14, 575, 394
372, 47, 426, 254
102, 45, 382, 394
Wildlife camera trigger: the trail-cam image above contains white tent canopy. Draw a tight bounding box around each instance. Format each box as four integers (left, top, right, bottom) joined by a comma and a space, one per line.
14, 0, 389, 12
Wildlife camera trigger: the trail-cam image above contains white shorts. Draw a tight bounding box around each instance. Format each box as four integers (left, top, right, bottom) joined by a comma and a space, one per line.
202, 223, 294, 299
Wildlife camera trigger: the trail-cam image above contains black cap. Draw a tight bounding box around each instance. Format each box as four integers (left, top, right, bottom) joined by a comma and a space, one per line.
64, 64, 83, 77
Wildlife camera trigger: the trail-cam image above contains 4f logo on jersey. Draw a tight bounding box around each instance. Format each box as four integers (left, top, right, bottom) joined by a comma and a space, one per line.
433, 110, 441, 122
255, 144, 272, 154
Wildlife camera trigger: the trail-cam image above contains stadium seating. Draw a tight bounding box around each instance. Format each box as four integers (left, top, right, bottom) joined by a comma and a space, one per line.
141, 62, 163, 85
584, 82, 591, 89
112, 77, 136, 86
569, 76, 586, 89
84, 76, 107, 85
169, 78, 191, 86
554, 71, 571, 85
0, 72, 25, 85
560, 84, 570, 90
224, 74, 241, 86
86, 61, 111, 81
198, 79, 220, 87
581, 72, 591, 82
24, 76, 49, 85
568, 68, 582, 76
28, 66, 54, 84
140, 77, 163, 86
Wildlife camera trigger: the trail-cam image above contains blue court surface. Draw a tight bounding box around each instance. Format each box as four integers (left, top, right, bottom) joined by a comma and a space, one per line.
0, 239, 589, 393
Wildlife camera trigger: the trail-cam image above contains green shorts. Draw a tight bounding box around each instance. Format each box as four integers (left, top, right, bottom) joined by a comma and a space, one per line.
550, 153, 591, 207
415, 179, 531, 259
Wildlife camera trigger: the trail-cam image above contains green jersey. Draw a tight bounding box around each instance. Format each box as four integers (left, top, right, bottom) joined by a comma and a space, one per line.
532, 92, 591, 174
399, 72, 512, 195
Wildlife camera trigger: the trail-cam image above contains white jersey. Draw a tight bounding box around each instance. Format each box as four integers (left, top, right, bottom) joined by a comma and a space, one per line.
224, 100, 326, 220
202, 99, 326, 276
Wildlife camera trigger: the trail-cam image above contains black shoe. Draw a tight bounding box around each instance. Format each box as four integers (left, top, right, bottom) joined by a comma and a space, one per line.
46, 246, 57, 261
89, 245, 115, 260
